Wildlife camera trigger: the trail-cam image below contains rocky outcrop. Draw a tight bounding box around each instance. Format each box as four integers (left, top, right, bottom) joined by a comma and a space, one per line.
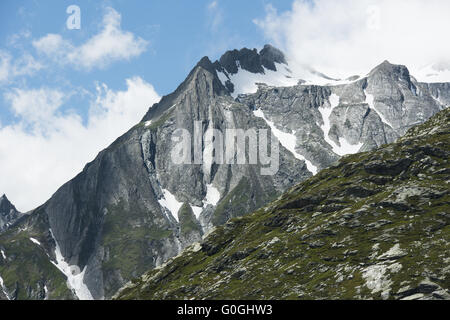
115, 108, 450, 300
237, 60, 445, 171
0, 195, 22, 233
218, 44, 287, 75
1, 45, 449, 300
0, 51, 310, 300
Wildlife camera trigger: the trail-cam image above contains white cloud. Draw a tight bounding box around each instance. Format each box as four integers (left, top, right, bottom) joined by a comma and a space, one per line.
5, 88, 64, 129
32, 34, 73, 60
0, 52, 10, 82
0, 50, 42, 83
7, 29, 32, 47
254, 0, 450, 80
207, 1, 224, 32
33, 7, 148, 70
0, 77, 160, 212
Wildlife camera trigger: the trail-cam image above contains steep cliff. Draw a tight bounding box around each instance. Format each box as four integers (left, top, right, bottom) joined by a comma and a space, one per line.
116, 108, 450, 300
1, 45, 449, 300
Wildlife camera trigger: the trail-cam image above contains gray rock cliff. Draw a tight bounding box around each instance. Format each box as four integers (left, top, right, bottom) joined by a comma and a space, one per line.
0, 46, 449, 300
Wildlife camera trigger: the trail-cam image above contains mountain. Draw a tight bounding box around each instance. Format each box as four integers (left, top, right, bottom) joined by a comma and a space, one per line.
0, 48, 310, 300
213, 44, 298, 97
0, 195, 22, 233
237, 60, 448, 172
0, 45, 449, 300
115, 107, 450, 300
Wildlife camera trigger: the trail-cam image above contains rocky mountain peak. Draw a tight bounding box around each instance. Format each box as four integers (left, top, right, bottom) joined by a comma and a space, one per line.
368, 60, 411, 82
195, 56, 217, 74
259, 44, 287, 71
0, 194, 14, 213
1, 42, 450, 301
141, 54, 228, 122
0, 194, 21, 233
217, 44, 287, 75
116, 107, 450, 301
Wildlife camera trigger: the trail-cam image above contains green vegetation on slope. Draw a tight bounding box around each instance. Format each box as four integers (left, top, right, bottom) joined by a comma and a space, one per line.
116, 108, 450, 300
178, 203, 202, 237
101, 199, 174, 297
0, 211, 73, 300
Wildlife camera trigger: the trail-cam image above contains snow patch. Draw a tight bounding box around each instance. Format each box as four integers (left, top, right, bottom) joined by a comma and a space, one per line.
0, 275, 10, 300
158, 189, 184, 222
365, 91, 394, 128
318, 94, 363, 156
144, 120, 152, 127
431, 94, 448, 110
217, 63, 363, 97
44, 285, 48, 300
0, 276, 10, 299
190, 205, 203, 219
301, 71, 362, 86
204, 184, 221, 207
50, 230, 94, 300
29, 237, 41, 246
218, 63, 298, 98
335, 137, 364, 156
1, 249, 5, 260
253, 108, 317, 174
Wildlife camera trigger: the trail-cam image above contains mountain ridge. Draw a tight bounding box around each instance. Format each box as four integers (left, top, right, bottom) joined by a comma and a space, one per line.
0, 194, 22, 233
115, 107, 450, 300
1, 44, 449, 300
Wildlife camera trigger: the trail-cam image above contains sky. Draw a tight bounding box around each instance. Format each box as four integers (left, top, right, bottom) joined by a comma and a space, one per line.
255, 0, 450, 80
0, 0, 295, 211
1, 0, 450, 211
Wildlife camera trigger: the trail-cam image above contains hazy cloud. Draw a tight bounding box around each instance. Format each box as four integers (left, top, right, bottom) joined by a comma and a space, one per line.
206, 1, 224, 32
254, 0, 450, 80
0, 50, 42, 83
0, 77, 160, 211
33, 7, 148, 70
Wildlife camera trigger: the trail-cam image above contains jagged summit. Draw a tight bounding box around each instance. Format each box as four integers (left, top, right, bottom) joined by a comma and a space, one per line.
0, 194, 15, 212
260, 44, 287, 69
142, 44, 290, 121
210, 44, 296, 97
0, 194, 21, 233
217, 44, 287, 75
195, 56, 218, 74
141, 55, 229, 122
1, 41, 450, 300
368, 60, 411, 80
116, 107, 450, 300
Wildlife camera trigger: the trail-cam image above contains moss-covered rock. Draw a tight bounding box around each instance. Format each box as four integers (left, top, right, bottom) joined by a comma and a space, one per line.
115, 108, 450, 300
0, 212, 74, 300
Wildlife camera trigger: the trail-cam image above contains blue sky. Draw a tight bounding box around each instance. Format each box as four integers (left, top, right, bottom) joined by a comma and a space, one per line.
1, 0, 449, 211
0, 0, 296, 135
0, 0, 295, 210
0, 0, 293, 97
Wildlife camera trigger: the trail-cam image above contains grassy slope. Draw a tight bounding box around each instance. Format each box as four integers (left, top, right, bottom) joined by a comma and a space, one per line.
0, 210, 73, 300
116, 108, 450, 300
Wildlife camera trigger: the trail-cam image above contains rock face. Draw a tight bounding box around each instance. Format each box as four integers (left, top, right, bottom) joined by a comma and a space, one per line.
115, 108, 450, 300
0, 195, 22, 233
0, 45, 449, 300
38, 56, 309, 299
237, 60, 445, 171
218, 44, 286, 75
0, 51, 310, 300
